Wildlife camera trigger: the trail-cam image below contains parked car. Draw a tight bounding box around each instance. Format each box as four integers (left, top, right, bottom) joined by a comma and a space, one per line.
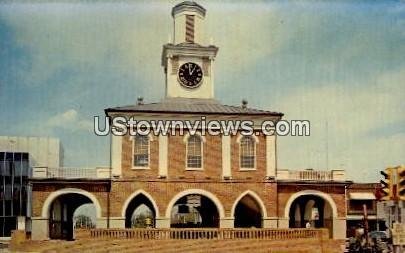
369, 231, 388, 241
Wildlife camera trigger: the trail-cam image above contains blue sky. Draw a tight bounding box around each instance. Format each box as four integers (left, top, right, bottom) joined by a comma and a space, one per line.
0, 0, 404, 182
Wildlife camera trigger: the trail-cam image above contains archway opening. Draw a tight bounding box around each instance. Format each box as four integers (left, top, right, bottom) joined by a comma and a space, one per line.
234, 195, 263, 228
48, 193, 96, 240
73, 204, 96, 229
170, 194, 219, 228
288, 194, 333, 237
125, 194, 156, 228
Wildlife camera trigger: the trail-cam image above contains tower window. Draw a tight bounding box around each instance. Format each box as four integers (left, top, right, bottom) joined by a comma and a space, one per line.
186, 135, 202, 169
133, 135, 149, 168
240, 136, 256, 169
185, 15, 195, 43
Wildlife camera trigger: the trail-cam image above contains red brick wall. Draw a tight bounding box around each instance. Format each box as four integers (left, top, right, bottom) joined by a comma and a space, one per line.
31, 181, 347, 221
277, 184, 346, 217
167, 134, 222, 179
121, 133, 159, 179
32, 181, 278, 219
120, 131, 267, 180
346, 183, 378, 215
231, 133, 266, 180
109, 181, 277, 217
31, 183, 109, 217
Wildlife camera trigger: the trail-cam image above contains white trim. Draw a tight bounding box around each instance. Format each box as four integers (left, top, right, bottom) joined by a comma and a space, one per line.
111, 135, 122, 177
346, 215, 377, 220
184, 133, 205, 170
185, 167, 204, 171
121, 190, 160, 218
236, 134, 259, 144
165, 189, 225, 218
265, 135, 276, 178
132, 166, 151, 170
182, 131, 206, 143
158, 135, 168, 177
129, 133, 154, 142
283, 190, 338, 219
349, 192, 376, 200
221, 135, 231, 178
131, 134, 153, 170
230, 190, 267, 218
41, 188, 102, 219
238, 135, 257, 170
239, 168, 257, 171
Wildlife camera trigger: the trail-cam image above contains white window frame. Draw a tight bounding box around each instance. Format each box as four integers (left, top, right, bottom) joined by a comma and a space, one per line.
131, 134, 153, 170
237, 134, 259, 171
183, 132, 206, 171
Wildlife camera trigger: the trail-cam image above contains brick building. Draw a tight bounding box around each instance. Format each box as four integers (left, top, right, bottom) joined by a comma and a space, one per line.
30, 1, 349, 241
346, 183, 386, 237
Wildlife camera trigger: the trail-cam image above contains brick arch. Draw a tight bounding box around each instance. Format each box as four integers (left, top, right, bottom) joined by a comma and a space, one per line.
165, 189, 225, 218
283, 190, 338, 219
41, 188, 102, 219
230, 190, 268, 218
121, 189, 160, 218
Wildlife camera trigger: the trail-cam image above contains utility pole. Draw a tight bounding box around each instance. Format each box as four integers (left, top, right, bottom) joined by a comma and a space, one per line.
363, 204, 370, 249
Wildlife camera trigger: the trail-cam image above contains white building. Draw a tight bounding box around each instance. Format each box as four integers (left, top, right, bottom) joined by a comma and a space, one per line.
0, 136, 62, 237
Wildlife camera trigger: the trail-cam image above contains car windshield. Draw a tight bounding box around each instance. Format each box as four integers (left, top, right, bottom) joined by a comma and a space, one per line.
369, 231, 386, 238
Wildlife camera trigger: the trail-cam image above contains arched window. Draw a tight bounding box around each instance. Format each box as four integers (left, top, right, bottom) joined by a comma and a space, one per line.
186, 135, 202, 169
133, 135, 149, 168
240, 136, 255, 169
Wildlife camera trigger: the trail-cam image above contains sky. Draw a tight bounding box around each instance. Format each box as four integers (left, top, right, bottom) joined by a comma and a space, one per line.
0, 0, 404, 183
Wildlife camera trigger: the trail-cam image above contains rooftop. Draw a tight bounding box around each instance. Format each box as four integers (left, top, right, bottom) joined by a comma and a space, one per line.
172, 1, 206, 17
105, 98, 283, 116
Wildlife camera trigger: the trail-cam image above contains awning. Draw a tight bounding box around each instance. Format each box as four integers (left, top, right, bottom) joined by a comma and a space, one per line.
349, 192, 376, 200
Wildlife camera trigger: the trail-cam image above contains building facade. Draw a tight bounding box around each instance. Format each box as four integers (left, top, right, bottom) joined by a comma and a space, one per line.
30, 1, 349, 241
346, 183, 387, 237
0, 136, 61, 237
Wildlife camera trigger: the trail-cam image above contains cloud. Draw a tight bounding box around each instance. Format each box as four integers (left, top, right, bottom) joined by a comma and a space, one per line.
46, 109, 93, 132
204, 2, 284, 72
1, 1, 404, 177
276, 68, 405, 182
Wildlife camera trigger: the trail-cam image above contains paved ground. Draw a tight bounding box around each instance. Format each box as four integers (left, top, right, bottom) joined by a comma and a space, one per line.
8, 238, 345, 253
0, 242, 10, 253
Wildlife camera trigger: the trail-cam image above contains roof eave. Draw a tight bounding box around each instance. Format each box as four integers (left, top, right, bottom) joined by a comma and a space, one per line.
104, 108, 284, 117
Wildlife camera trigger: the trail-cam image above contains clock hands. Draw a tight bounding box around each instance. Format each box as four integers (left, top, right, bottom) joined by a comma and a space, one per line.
179, 62, 202, 88
188, 64, 197, 75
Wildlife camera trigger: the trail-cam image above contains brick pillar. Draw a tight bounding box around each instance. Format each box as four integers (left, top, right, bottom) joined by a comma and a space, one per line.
266, 135, 276, 179
111, 135, 122, 177
263, 217, 278, 228
333, 217, 346, 239
31, 217, 49, 240
221, 135, 231, 179
96, 218, 108, 228
278, 217, 289, 228
155, 217, 170, 228
17, 216, 26, 231
158, 135, 168, 178
220, 217, 234, 228
109, 217, 125, 228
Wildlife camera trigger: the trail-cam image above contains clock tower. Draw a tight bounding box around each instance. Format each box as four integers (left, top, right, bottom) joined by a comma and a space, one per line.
162, 1, 218, 99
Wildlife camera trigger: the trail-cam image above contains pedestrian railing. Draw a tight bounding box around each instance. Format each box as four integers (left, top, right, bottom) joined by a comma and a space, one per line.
88, 228, 328, 241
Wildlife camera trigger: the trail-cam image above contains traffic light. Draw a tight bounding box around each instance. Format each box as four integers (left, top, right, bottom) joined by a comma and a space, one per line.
380, 168, 393, 201
397, 166, 405, 201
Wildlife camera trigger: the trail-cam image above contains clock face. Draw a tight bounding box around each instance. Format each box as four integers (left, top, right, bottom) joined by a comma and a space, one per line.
178, 62, 203, 88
